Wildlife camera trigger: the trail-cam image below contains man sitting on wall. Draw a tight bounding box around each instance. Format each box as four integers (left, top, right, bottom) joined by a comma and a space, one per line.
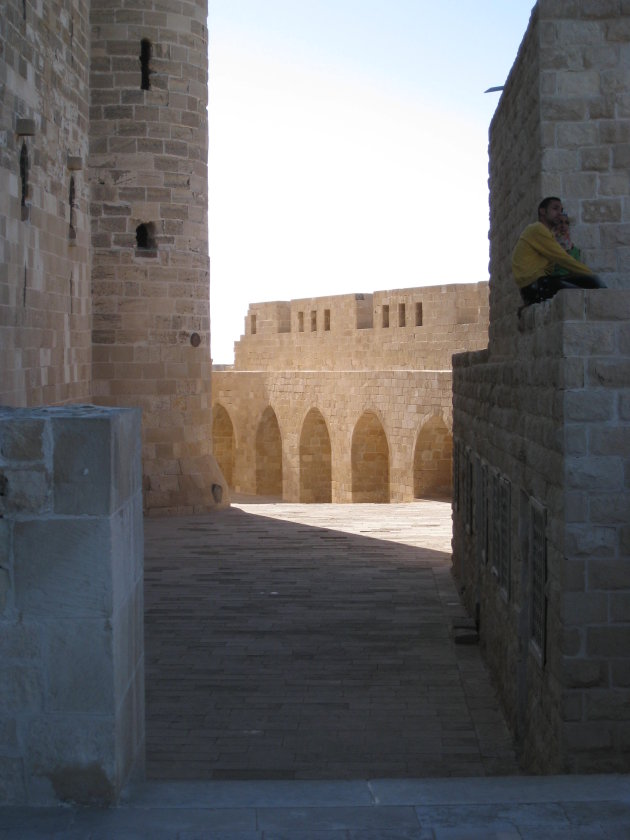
512, 196, 605, 307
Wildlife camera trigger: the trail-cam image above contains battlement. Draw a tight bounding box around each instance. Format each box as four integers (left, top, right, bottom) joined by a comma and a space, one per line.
234, 282, 489, 371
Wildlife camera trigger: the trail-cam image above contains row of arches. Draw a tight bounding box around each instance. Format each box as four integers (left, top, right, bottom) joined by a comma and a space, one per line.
213, 404, 453, 503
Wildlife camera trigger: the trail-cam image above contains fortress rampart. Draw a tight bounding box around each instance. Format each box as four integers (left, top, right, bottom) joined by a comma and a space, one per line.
213, 283, 489, 503
452, 1, 630, 773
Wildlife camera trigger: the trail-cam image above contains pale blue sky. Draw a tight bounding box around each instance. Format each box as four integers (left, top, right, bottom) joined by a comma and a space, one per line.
208, 1, 536, 363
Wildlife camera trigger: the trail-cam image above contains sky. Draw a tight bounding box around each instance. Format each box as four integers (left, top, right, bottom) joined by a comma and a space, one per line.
208, 1, 536, 363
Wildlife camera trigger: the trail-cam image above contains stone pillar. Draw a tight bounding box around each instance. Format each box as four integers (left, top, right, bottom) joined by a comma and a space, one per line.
0, 406, 144, 805
88, 0, 228, 515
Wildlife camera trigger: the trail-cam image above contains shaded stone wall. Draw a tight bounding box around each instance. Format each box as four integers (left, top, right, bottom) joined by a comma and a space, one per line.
453, 0, 630, 773
0, 406, 144, 805
0, 0, 92, 405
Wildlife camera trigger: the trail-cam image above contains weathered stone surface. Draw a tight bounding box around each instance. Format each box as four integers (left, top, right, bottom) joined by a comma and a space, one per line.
45, 620, 114, 713
13, 518, 113, 618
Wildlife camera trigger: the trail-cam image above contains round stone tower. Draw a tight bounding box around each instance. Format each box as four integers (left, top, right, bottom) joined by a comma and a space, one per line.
89, 0, 227, 514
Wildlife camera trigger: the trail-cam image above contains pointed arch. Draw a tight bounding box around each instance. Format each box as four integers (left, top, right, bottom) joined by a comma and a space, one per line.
351, 411, 390, 503
212, 403, 235, 488
413, 415, 452, 499
299, 408, 332, 503
256, 406, 283, 497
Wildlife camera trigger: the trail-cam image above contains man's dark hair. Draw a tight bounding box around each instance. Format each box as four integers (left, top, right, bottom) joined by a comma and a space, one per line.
538, 196, 561, 214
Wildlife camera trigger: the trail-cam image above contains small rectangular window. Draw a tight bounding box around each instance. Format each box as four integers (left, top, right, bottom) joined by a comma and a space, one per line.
398, 303, 406, 327
324, 309, 330, 331
382, 304, 389, 328
298, 311, 304, 332
311, 310, 317, 331
415, 302, 423, 326
250, 314, 257, 335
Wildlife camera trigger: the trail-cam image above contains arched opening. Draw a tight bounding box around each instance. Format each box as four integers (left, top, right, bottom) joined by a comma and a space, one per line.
299, 408, 332, 503
255, 406, 283, 497
212, 404, 235, 489
351, 411, 389, 503
413, 415, 453, 500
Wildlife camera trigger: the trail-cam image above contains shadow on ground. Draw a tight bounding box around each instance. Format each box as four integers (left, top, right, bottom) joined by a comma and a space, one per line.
144, 503, 519, 781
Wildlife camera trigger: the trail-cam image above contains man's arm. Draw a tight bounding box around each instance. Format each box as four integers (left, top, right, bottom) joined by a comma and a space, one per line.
526, 224, 594, 277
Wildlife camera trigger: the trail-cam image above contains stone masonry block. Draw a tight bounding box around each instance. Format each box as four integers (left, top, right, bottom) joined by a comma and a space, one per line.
0, 567, 9, 615
563, 722, 612, 752
586, 689, 630, 721
52, 416, 113, 515
13, 518, 113, 618
586, 291, 630, 321
563, 658, 607, 689
0, 756, 26, 805
590, 428, 630, 456
587, 627, 630, 659
561, 591, 608, 624
45, 620, 114, 714
611, 593, 630, 623
0, 622, 40, 661
588, 359, 630, 387
566, 525, 617, 558
562, 322, 615, 355
564, 389, 614, 421
0, 419, 46, 462
589, 558, 630, 591
0, 665, 44, 713
590, 493, 630, 524
566, 456, 624, 492
24, 716, 116, 805
0, 468, 51, 517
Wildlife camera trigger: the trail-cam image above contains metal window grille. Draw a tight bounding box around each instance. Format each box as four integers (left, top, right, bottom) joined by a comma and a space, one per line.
453, 439, 460, 512
530, 499, 547, 663
490, 471, 511, 597
463, 448, 473, 534
476, 461, 488, 565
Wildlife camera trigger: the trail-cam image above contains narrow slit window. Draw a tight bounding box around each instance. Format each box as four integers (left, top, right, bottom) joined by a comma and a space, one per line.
140, 39, 152, 90
68, 176, 76, 240
382, 304, 389, 328
398, 303, 406, 327
298, 311, 304, 332
20, 142, 29, 220
415, 302, 423, 326
324, 309, 330, 331
311, 310, 317, 332
251, 314, 257, 335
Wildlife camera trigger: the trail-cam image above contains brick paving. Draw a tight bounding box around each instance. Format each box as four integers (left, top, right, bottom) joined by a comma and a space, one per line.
144, 499, 519, 781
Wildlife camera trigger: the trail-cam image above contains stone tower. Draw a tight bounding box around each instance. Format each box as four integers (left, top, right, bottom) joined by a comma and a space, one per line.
89, 0, 226, 514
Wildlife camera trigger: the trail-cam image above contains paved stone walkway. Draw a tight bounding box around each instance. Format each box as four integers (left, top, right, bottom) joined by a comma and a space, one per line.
5, 500, 630, 837
144, 500, 518, 781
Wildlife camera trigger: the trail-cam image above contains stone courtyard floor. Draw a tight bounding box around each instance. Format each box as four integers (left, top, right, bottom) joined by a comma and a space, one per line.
143, 499, 518, 780
4, 499, 630, 838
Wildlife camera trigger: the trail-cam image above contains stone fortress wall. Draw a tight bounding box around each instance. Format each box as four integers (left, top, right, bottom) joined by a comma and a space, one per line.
0, 0, 226, 517
452, 1, 630, 773
0, 0, 224, 805
212, 283, 489, 503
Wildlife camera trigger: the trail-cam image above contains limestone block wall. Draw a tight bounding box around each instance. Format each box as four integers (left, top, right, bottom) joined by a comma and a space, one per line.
0, 406, 144, 805
213, 369, 454, 504
454, 291, 630, 773
453, 0, 630, 773
234, 283, 489, 372
0, 0, 92, 406
88, 0, 226, 515
489, 1, 630, 357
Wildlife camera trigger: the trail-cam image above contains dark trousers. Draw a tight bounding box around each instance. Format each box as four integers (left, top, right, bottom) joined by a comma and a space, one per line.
520, 273, 605, 305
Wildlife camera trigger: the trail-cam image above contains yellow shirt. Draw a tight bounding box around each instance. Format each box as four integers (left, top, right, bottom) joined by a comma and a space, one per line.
511, 222, 593, 288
